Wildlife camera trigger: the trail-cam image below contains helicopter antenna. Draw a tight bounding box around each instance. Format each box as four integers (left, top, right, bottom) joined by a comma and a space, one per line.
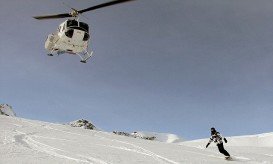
61, 2, 79, 18
62, 1, 74, 11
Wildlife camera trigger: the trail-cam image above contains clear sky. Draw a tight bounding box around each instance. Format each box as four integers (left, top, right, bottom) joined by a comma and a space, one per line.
1, 0, 273, 140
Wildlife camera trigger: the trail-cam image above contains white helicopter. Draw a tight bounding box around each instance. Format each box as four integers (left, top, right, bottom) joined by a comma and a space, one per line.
34, 0, 135, 63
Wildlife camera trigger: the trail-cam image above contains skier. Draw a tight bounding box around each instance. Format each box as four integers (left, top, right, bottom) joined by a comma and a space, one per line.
205, 127, 231, 159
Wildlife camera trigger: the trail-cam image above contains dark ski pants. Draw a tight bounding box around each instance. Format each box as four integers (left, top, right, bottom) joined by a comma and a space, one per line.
217, 143, 230, 157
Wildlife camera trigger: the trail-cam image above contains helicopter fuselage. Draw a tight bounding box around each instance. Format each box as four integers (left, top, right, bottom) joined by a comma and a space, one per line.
45, 20, 90, 55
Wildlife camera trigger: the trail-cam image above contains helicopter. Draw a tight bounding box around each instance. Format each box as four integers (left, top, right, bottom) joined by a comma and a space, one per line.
34, 0, 135, 63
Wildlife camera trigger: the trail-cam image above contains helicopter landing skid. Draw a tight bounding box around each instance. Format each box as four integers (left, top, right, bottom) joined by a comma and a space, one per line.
77, 51, 93, 63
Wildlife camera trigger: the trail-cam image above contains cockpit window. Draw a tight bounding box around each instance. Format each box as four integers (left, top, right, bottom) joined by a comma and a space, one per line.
67, 20, 78, 27
66, 20, 89, 33
79, 22, 89, 32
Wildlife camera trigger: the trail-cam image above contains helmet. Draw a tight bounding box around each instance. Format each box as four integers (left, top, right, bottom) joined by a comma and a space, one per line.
211, 127, 216, 133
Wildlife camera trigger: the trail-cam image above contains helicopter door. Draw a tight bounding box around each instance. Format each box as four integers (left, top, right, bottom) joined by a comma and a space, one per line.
74, 30, 85, 39
79, 22, 90, 41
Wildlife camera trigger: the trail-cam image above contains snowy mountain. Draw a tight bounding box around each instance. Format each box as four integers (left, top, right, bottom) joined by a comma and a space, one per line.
1, 115, 273, 164
0, 104, 16, 117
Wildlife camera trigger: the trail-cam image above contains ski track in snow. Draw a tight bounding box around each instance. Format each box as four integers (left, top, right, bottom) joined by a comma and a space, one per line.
41, 124, 179, 164
98, 137, 180, 164
32, 134, 76, 142
181, 144, 252, 162
40, 125, 179, 164
12, 130, 110, 164
264, 154, 273, 157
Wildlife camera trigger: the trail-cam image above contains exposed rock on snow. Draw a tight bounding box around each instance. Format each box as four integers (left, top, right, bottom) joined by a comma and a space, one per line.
113, 131, 183, 143
132, 131, 184, 143
113, 131, 132, 137
69, 119, 96, 130
0, 104, 16, 117
113, 131, 156, 141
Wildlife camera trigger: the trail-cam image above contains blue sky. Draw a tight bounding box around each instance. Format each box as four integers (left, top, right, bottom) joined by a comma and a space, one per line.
1, 0, 273, 139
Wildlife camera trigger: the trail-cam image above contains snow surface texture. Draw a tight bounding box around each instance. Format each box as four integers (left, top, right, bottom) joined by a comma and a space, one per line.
0, 115, 273, 164
0, 104, 16, 117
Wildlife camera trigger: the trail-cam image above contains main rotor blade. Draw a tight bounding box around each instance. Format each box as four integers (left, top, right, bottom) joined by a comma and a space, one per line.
33, 13, 71, 20
33, 0, 135, 20
78, 0, 135, 14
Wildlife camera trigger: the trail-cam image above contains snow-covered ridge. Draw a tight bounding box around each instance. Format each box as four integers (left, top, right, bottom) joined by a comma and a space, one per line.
113, 131, 157, 141
112, 131, 184, 143
0, 104, 16, 117
181, 132, 273, 147
227, 132, 273, 147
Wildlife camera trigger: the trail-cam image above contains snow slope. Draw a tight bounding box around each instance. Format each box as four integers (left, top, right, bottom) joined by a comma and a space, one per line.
1, 115, 273, 164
